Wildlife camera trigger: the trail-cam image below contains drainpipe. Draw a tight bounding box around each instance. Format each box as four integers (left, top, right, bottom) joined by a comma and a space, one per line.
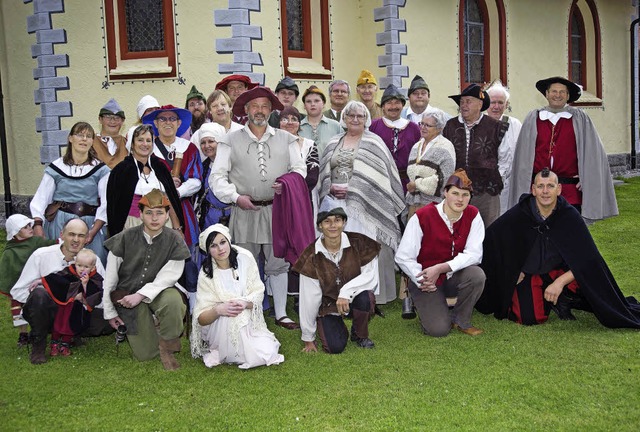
0, 70, 13, 216
632, 16, 639, 169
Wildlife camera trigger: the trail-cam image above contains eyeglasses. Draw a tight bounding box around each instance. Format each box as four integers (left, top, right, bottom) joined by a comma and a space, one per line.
418, 122, 438, 129
345, 114, 366, 121
156, 116, 179, 123
280, 117, 299, 125
73, 133, 94, 140
101, 114, 123, 121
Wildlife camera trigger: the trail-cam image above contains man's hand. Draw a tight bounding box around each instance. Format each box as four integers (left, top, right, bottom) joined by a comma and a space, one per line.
173, 176, 182, 189
117, 293, 145, 309
544, 280, 564, 305
406, 181, 416, 193
109, 316, 125, 330
236, 195, 258, 211
417, 265, 441, 292
33, 224, 45, 238
517, 272, 525, 285
272, 182, 283, 195
574, 175, 581, 191
302, 341, 318, 353
336, 298, 350, 315
28, 280, 42, 292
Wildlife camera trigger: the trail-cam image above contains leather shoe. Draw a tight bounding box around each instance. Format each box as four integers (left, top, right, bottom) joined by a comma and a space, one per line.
275, 317, 300, 330
452, 323, 483, 336
354, 337, 375, 348
401, 297, 416, 319
551, 293, 577, 320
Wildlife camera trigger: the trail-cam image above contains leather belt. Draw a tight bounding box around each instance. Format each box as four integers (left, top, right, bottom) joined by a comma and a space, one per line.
250, 199, 274, 207
558, 177, 580, 184
59, 201, 98, 217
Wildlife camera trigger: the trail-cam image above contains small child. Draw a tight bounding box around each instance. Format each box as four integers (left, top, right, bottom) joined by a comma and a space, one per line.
0, 214, 56, 346
41, 249, 103, 357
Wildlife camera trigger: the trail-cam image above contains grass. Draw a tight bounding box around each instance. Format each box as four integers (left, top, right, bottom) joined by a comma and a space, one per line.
1, 179, 639, 431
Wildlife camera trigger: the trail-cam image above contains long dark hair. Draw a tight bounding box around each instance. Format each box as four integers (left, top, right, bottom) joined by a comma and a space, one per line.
63, 122, 98, 165
202, 231, 239, 279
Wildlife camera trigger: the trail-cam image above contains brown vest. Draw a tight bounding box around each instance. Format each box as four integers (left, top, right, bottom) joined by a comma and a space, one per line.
92, 135, 129, 169
293, 232, 380, 316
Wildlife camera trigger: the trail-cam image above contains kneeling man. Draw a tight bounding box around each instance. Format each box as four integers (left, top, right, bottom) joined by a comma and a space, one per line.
477, 168, 640, 327
395, 169, 486, 337
102, 189, 191, 369
293, 204, 380, 353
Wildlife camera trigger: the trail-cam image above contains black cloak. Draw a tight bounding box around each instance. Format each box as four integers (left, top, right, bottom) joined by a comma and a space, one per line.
477, 194, 640, 329
107, 155, 184, 237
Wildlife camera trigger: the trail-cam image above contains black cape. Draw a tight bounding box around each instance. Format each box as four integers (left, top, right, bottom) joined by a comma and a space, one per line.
477, 194, 640, 329
107, 155, 184, 237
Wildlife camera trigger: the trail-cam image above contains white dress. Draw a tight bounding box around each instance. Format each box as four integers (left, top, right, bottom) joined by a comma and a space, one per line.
191, 248, 284, 369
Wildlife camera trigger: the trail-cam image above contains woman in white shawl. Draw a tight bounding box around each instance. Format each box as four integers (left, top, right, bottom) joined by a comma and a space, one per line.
190, 224, 284, 369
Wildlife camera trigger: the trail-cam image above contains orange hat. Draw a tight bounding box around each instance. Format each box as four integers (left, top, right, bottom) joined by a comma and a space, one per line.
444, 169, 473, 193
138, 189, 170, 209
356, 70, 377, 86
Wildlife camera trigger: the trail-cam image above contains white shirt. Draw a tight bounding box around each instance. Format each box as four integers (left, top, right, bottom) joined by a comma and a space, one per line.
395, 201, 484, 286
96, 134, 118, 155
539, 109, 573, 125
11, 243, 106, 304
101, 229, 185, 321
298, 233, 379, 342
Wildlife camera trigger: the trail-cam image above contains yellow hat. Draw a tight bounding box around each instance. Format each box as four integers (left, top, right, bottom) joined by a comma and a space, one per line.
138, 189, 170, 209
357, 70, 377, 87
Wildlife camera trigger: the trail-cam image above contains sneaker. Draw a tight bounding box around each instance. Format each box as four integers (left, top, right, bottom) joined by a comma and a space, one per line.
50, 340, 60, 357
57, 343, 71, 357
17, 332, 29, 348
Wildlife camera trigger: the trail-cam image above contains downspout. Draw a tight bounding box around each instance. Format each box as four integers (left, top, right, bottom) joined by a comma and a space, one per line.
0, 70, 13, 216
632, 16, 639, 169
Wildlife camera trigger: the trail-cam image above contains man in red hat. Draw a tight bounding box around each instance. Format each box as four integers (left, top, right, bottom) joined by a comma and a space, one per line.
508, 76, 617, 221
215, 74, 258, 124
395, 169, 485, 337
210, 86, 307, 330
442, 84, 512, 227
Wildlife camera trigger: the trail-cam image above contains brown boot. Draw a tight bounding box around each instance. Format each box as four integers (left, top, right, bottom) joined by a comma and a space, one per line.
30, 336, 47, 365
158, 338, 181, 370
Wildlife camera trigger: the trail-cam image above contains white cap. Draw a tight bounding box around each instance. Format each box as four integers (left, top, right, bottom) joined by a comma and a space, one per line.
6, 214, 34, 240
136, 95, 160, 119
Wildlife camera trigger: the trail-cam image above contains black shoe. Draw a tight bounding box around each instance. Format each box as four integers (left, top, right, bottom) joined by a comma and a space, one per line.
29, 336, 47, 365
552, 293, 577, 320
17, 332, 30, 348
401, 297, 416, 319
355, 338, 375, 348
374, 305, 385, 318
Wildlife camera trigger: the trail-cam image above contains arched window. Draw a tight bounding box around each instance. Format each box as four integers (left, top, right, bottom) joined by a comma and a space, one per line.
458, 0, 507, 88
569, 6, 586, 87
568, 0, 602, 103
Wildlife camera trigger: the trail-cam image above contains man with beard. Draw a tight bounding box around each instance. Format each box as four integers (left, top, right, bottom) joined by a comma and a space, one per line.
211, 87, 307, 331
92, 98, 128, 169
369, 84, 421, 193
11, 219, 110, 364
324, 79, 351, 122
184, 85, 208, 138
478, 169, 640, 328
508, 76, 617, 221
442, 84, 512, 227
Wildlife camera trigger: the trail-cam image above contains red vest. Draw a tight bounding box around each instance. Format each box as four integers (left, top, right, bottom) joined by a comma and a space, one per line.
416, 203, 478, 286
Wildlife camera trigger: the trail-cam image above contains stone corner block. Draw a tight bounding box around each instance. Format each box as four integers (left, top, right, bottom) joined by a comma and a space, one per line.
234, 51, 263, 65
385, 44, 407, 55
231, 25, 262, 39
215, 38, 251, 53
33, 67, 56, 79
35, 116, 61, 132
36, 28, 67, 44
34, 88, 57, 104
229, 0, 261, 11
376, 30, 399, 46
383, 0, 407, 6
214, 9, 249, 26
40, 101, 72, 117
34, 0, 65, 13
373, 5, 398, 21
31, 43, 54, 58
27, 13, 52, 33
384, 18, 406, 32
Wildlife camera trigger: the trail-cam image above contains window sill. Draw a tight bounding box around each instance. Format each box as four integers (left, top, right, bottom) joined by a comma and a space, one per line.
286, 57, 331, 79
109, 58, 173, 76
571, 90, 603, 108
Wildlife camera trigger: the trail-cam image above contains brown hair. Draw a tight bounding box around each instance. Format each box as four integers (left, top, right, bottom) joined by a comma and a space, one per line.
63, 122, 97, 165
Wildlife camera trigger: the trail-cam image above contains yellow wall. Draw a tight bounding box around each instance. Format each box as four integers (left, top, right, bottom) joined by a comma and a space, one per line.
0, 0, 636, 196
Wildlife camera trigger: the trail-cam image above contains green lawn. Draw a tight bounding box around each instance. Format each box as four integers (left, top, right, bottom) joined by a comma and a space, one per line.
1, 179, 639, 431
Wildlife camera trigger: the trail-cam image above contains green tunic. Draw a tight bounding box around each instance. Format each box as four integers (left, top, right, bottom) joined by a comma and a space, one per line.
0, 237, 57, 295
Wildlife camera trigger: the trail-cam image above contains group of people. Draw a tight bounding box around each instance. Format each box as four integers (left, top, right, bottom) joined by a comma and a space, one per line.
2, 70, 639, 371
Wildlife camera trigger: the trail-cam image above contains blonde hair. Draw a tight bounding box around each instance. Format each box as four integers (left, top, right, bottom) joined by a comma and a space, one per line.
75, 248, 97, 267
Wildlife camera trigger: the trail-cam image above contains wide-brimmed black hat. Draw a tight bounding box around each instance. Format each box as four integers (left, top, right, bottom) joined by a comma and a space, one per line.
535, 76, 582, 103
449, 84, 490, 112
232, 86, 284, 117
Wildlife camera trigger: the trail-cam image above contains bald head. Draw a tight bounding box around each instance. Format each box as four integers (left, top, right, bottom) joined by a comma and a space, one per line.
60, 218, 89, 257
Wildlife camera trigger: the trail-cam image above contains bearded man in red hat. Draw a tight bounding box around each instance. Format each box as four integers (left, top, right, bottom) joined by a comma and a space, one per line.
210, 86, 307, 331
508, 76, 617, 221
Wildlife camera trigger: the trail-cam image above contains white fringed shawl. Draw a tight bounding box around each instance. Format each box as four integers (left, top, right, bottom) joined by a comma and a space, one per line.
190, 247, 266, 359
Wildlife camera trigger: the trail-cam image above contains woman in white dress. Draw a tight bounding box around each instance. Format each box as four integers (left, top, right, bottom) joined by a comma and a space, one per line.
190, 224, 284, 369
